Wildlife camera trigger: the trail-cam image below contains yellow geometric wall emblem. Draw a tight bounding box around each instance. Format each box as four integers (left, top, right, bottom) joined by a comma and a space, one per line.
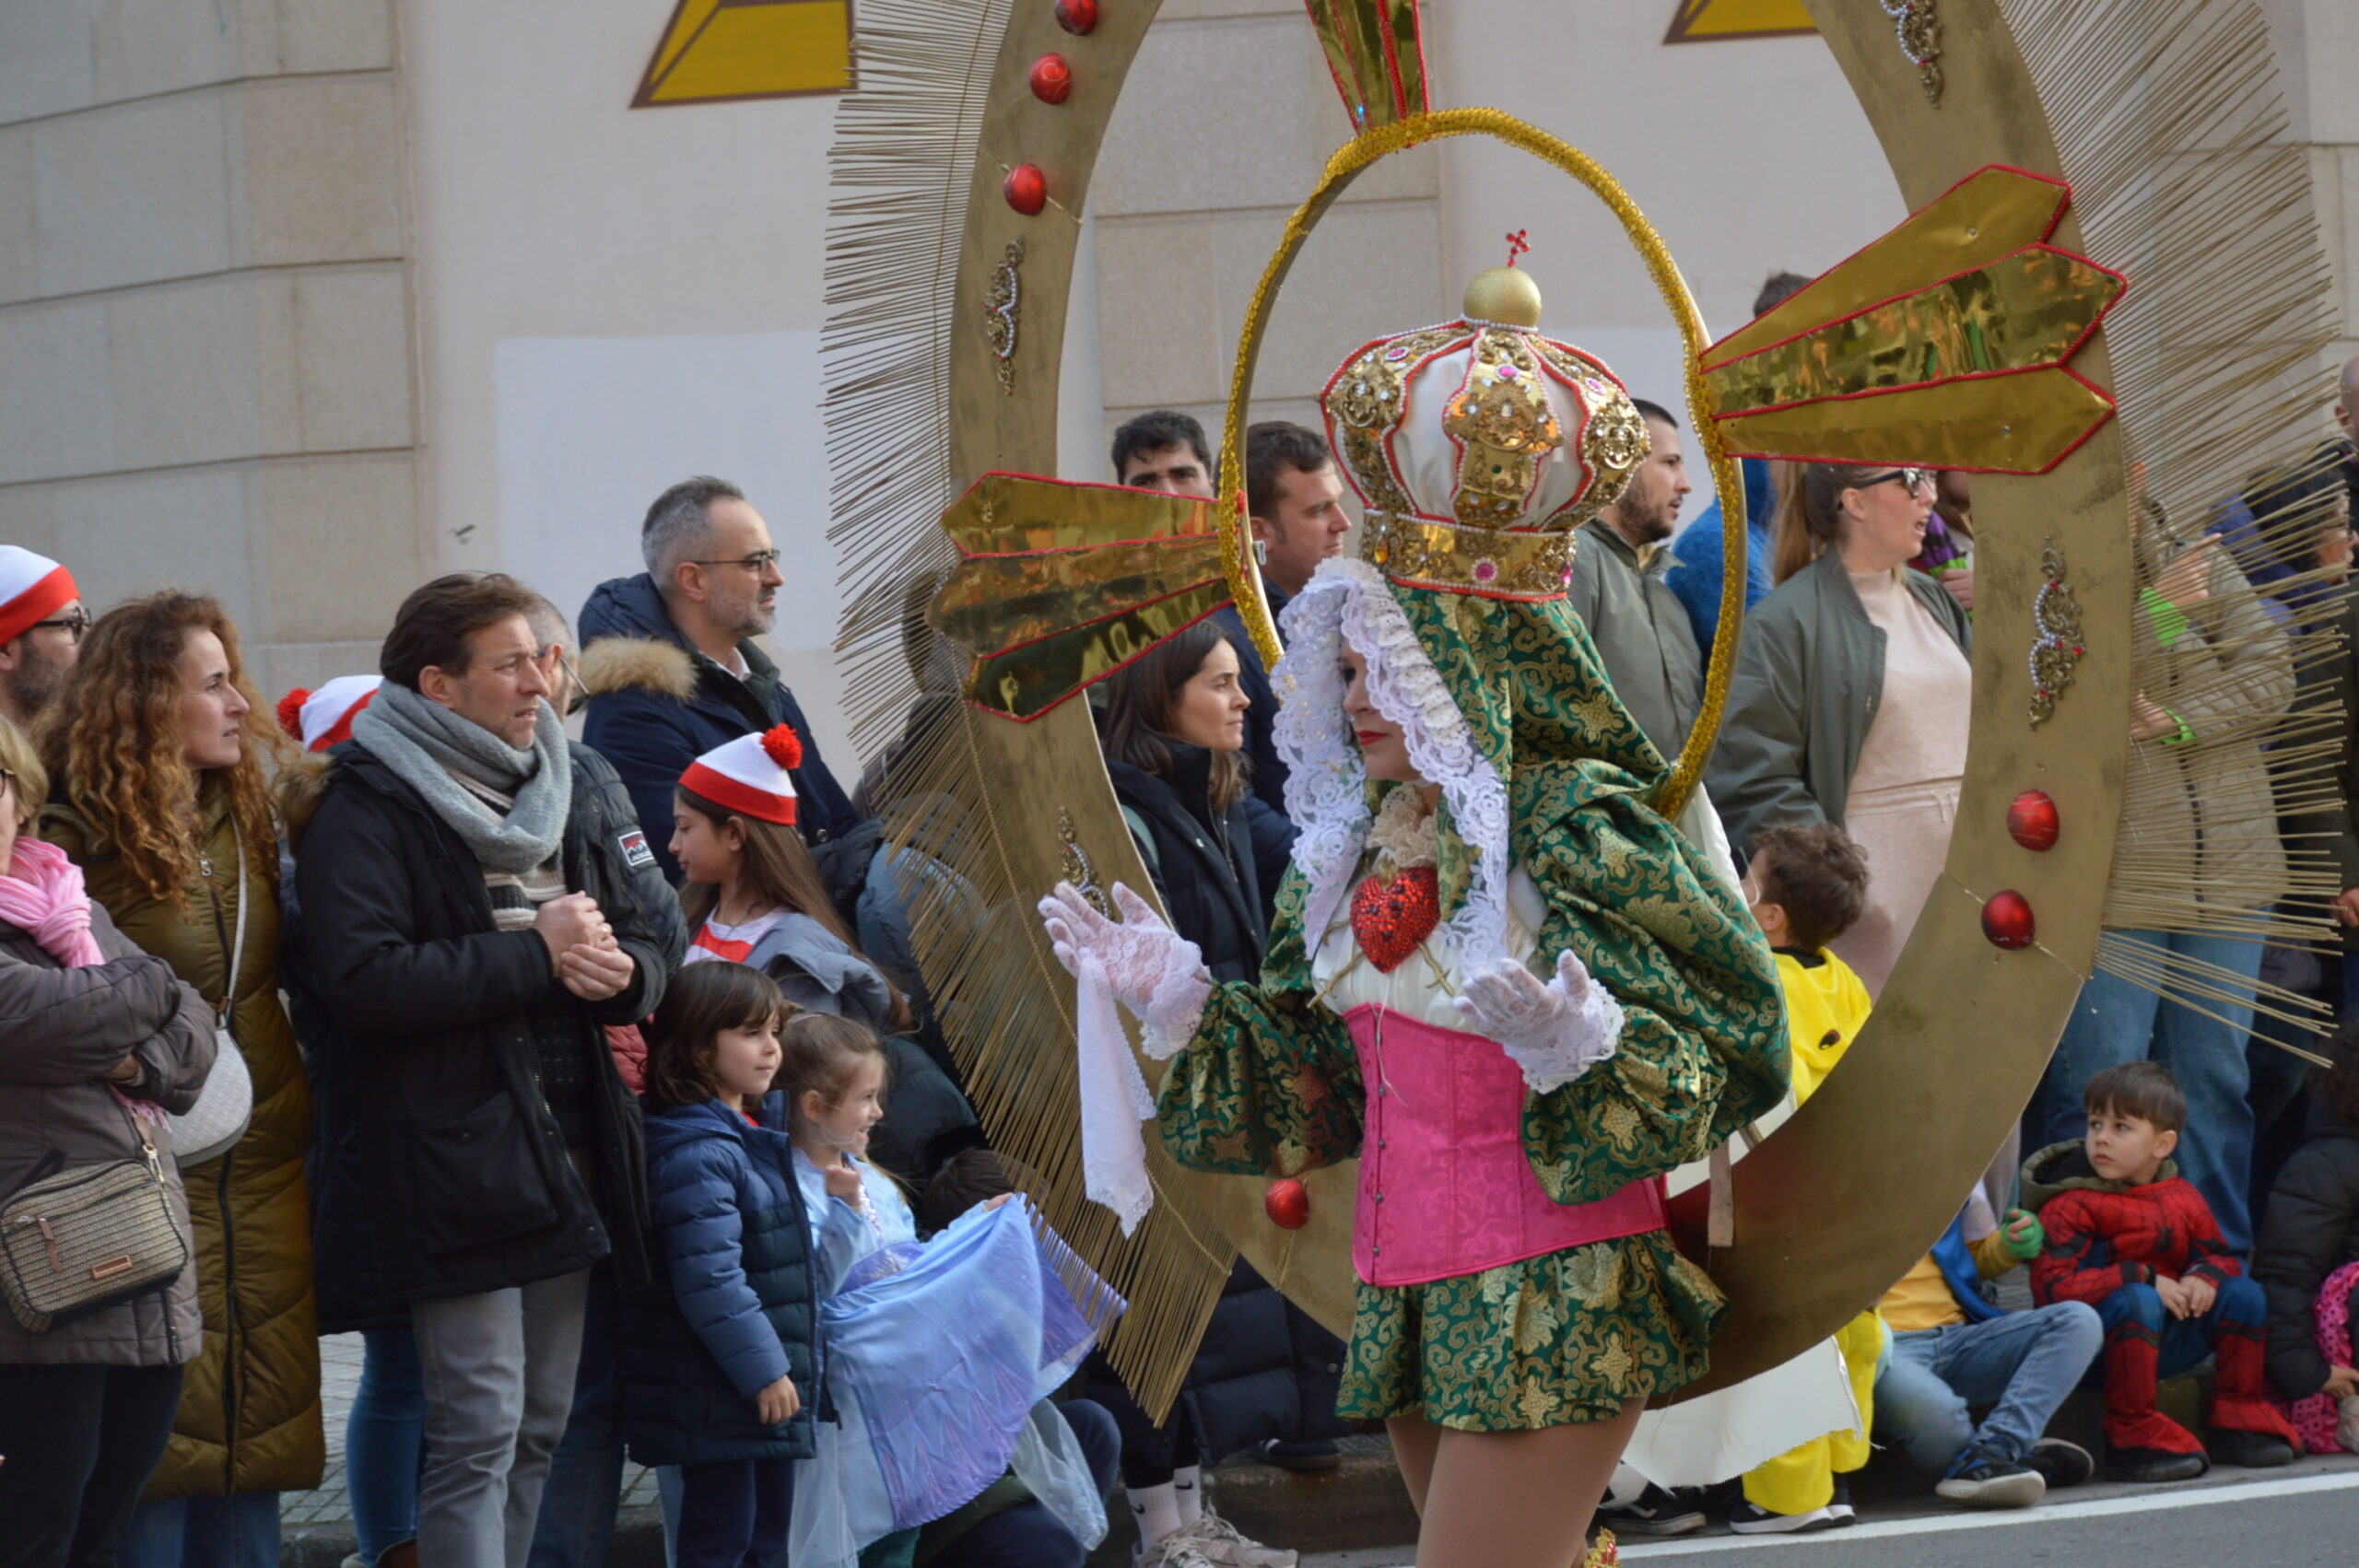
1663, 0, 1818, 43
632, 0, 854, 107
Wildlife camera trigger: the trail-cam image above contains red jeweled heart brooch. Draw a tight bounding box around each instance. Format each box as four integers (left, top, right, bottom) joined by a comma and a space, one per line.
1351, 864, 1440, 973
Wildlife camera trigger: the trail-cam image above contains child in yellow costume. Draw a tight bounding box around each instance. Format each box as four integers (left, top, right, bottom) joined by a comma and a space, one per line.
1732, 825, 1881, 1533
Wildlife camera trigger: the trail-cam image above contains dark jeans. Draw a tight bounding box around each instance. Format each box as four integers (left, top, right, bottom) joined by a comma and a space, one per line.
935, 1401, 1122, 1568
0, 1362, 183, 1568
116, 1493, 280, 1568
526, 1271, 625, 1568
675, 1457, 791, 1568
347, 1327, 427, 1561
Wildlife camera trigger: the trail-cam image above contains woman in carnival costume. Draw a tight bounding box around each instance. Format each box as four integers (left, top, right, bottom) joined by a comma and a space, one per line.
1041, 268, 1791, 1567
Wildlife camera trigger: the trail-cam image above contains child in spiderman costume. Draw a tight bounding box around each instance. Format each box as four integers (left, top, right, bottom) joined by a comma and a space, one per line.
2024, 1061, 2301, 1480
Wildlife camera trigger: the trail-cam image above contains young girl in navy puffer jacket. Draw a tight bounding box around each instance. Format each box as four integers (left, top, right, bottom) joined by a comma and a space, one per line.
621, 962, 818, 1568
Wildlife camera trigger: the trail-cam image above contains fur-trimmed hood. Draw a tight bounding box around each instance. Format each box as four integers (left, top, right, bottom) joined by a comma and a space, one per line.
274, 752, 336, 848
578, 636, 698, 703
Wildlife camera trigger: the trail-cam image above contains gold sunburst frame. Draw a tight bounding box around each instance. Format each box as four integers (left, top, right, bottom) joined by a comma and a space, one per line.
826, 0, 2339, 1411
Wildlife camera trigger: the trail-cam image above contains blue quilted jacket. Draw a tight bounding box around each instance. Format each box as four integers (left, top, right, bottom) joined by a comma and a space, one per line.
622, 1093, 820, 1465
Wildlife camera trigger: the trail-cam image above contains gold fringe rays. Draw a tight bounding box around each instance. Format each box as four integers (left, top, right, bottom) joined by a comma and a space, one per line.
2001, 0, 2345, 1046
821, 0, 1236, 1422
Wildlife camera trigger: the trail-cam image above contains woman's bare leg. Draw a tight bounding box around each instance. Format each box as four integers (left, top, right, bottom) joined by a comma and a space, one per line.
1386, 1413, 1441, 1517
1412, 1401, 1645, 1568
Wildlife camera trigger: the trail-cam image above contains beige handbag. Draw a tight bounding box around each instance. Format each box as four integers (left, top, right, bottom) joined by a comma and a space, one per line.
2, 1103, 189, 1332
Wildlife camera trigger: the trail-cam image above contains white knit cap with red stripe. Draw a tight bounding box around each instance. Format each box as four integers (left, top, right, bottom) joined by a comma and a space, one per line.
0, 545, 77, 647
680, 725, 803, 825
276, 674, 383, 753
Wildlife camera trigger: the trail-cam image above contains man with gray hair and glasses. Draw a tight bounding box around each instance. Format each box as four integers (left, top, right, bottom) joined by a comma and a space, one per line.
577, 476, 858, 879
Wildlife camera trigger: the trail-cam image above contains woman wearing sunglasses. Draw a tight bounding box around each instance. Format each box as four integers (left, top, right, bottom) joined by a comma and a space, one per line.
1707, 463, 1971, 1000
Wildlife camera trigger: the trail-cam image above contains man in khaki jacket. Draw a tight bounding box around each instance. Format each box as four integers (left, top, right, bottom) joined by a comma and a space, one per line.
1563, 399, 1705, 762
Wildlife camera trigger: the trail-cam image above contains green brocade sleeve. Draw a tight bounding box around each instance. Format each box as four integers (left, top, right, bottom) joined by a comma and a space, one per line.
1512, 761, 1790, 1207
1153, 872, 1366, 1178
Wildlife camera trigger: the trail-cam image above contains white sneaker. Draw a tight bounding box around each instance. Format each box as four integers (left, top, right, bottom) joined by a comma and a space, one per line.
1138, 1535, 1220, 1568
1171, 1508, 1299, 1568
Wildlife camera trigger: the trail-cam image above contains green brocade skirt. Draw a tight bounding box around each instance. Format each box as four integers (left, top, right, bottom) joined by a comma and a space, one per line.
1338, 1228, 1724, 1432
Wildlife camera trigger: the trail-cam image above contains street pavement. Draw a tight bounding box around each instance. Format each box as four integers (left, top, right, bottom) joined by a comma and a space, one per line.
1303, 1458, 2359, 1567
294, 1330, 2359, 1564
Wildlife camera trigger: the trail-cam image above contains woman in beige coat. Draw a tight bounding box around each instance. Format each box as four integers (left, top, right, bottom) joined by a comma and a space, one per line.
0, 715, 216, 1568
2025, 496, 2296, 1256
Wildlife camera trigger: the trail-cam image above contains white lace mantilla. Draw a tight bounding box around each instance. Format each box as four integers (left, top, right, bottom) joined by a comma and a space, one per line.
1273, 558, 1513, 975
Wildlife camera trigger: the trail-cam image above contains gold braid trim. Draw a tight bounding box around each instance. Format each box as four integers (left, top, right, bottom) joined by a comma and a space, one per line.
1213, 106, 1743, 818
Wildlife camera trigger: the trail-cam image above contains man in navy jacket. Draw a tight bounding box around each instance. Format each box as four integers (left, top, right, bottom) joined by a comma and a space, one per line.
579, 476, 860, 881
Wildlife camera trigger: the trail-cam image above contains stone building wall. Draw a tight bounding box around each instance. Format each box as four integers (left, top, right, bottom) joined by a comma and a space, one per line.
0, 0, 420, 699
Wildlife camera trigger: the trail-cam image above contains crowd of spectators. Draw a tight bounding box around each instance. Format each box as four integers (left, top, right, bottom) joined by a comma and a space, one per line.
6, 291, 2359, 1567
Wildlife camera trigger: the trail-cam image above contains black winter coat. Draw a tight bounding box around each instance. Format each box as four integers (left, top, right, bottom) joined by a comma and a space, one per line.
292, 740, 686, 1304
1092, 743, 1345, 1457
283, 879, 403, 1335
2253, 1125, 2359, 1400
624, 1094, 819, 1466
579, 573, 860, 879
1105, 747, 1264, 983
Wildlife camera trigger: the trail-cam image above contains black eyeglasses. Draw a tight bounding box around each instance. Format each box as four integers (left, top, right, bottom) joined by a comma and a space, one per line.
32, 607, 90, 643
1853, 468, 1932, 496
692, 551, 781, 574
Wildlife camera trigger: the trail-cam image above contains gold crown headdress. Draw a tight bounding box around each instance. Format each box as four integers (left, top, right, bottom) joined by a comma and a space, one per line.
1323, 263, 1649, 601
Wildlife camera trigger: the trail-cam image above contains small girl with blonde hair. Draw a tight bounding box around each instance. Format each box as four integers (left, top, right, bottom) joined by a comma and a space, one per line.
779, 1012, 1115, 1568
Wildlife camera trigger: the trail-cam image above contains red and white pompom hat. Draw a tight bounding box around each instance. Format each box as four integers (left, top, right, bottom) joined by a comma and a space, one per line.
276, 675, 383, 753
680, 725, 804, 825
0, 545, 78, 647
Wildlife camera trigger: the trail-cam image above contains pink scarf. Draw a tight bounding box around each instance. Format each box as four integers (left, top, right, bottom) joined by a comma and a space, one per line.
0, 837, 161, 1123
0, 837, 105, 967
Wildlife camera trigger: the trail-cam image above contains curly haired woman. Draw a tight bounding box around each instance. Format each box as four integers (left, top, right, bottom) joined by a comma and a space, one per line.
36, 593, 321, 1568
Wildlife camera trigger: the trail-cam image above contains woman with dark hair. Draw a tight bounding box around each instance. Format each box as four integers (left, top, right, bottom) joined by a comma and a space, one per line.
1708, 462, 1973, 1000
1086, 620, 1346, 1568
1101, 622, 1263, 983
35, 592, 322, 1568
0, 713, 217, 1568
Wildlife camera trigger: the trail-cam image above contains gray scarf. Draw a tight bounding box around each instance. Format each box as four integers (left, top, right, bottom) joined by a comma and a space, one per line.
352, 682, 573, 873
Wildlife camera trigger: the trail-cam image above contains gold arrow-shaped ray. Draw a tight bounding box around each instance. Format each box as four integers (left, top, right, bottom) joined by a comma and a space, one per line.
1702, 164, 2126, 474
927, 474, 1234, 722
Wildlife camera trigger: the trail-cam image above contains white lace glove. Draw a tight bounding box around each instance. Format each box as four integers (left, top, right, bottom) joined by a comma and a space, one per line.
1451, 949, 1625, 1094
1039, 882, 1213, 1058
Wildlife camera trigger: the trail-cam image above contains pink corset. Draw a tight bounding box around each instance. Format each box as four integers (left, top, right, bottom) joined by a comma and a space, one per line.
1344, 1002, 1665, 1288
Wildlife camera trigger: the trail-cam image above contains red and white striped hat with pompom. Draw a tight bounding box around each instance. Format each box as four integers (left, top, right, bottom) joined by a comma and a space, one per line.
276, 674, 382, 753
679, 724, 803, 825
0, 545, 77, 648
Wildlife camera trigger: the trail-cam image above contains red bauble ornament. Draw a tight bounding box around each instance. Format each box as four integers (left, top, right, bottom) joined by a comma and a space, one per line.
1029, 53, 1073, 103
1351, 865, 1441, 974
1003, 163, 1048, 215
1265, 1178, 1309, 1230
1982, 890, 2036, 951
2007, 789, 2060, 851
1054, 0, 1098, 36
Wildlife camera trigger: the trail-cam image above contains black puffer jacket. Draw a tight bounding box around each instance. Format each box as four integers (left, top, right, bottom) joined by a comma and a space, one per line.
292, 740, 686, 1303
1094, 743, 1345, 1458
1105, 748, 1264, 982
2253, 1122, 2359, 1401
623, 1094, 818, 1466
